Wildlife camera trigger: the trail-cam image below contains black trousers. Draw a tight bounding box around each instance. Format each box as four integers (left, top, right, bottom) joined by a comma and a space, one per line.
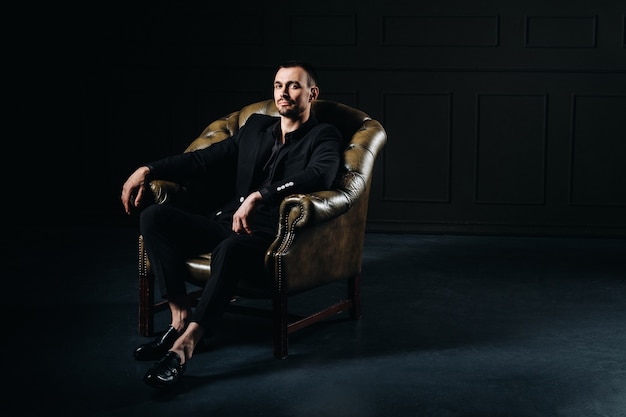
140, 204, 275, 332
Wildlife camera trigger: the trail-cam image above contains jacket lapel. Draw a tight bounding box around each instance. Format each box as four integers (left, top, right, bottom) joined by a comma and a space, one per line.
236, 126, 275, 195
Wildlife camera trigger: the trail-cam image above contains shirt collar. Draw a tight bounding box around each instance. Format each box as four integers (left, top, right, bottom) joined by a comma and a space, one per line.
272, 115, 319, 144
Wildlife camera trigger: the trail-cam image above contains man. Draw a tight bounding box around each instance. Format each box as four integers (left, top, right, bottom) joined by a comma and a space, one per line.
120, 61, 342, 389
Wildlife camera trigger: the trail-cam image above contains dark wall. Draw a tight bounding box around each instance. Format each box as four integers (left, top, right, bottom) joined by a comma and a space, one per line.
31, 0, 625, 236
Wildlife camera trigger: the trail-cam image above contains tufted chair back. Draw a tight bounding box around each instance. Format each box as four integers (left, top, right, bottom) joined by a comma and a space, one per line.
138, 99, 387, 358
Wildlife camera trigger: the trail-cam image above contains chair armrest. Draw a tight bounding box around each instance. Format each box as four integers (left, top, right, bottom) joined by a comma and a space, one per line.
148, 180, 182, 205
277, 190, 351, 231
265, 184, 370, 293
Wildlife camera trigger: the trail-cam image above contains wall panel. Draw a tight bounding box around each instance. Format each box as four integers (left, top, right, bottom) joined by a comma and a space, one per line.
570, 95, 626, 206
525, 16, 597, 48
382, 92, 451, 202
475, 94, 546, 205
382, 15, 499, 46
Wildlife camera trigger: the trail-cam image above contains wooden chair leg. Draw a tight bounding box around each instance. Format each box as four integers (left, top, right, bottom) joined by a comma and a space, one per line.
273, 291, 289, 359
349, 274, 362, 319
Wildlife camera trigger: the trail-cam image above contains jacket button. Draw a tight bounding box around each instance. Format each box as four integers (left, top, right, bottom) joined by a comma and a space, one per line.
240, 196, 245, 203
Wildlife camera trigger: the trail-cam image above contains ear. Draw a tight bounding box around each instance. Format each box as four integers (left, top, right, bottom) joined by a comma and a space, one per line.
309, 86, 319, 101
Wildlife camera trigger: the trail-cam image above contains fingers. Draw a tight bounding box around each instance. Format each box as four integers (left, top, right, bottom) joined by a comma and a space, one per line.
121, 182, 143, 215
121, 188, 131, 214
241, 219, 251, 235
231, 215, 240, 233
231, 192, 261, 234
233, 220, 249, 234
133, 187, 144, 208
121, 166, 150, 215
232, 215, 252, 235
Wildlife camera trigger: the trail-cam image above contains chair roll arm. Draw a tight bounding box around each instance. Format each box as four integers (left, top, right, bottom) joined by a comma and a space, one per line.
277, 189, 352, 231
264, 187, 369, 293
148, 180, 182, 205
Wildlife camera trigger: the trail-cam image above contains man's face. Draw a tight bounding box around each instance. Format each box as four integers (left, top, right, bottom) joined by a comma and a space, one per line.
273, 66, 316, 119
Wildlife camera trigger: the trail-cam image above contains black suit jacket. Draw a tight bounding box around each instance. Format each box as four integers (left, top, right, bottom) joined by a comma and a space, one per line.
147, 113, 343, 233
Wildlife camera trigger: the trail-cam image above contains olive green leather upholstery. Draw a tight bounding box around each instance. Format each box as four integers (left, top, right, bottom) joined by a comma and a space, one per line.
138, 99, 387, 358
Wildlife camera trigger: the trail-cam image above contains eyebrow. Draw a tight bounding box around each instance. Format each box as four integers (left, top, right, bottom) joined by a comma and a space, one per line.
274, 80, 302, 86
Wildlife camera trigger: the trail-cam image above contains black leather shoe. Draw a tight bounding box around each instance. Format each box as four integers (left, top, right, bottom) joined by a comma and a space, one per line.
134, 326, 180, 361
143, 351, 186, 389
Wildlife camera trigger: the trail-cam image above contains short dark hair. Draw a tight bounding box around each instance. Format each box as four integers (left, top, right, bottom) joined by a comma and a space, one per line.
277, 60, 319, 87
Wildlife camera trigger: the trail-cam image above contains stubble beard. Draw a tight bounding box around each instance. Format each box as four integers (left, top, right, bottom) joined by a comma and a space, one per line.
278, 104, 303, 119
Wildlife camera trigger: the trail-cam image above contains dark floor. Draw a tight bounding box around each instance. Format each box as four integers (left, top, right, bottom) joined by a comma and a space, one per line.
6, 225, 626, 417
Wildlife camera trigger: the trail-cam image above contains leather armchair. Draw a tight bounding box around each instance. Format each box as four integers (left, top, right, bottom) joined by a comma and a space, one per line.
138, 99, 387, 359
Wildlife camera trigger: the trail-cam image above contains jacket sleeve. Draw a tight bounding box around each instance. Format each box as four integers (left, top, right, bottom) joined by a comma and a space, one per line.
258, 123, 342, 204
146, 114, 277, 183
145, 137, 238, 183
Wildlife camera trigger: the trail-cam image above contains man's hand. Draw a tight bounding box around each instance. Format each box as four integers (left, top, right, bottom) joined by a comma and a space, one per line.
232, 191, 263, 234
121, 166, 151, 215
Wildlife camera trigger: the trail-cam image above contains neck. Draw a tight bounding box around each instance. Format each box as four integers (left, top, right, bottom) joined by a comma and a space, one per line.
279, 112, 309, 143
